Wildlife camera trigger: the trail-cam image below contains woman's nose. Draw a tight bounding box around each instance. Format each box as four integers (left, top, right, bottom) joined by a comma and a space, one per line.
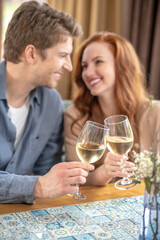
85, 64, 95, 76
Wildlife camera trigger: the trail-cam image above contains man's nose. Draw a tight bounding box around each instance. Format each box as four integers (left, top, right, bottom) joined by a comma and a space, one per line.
64, 57, 73, 72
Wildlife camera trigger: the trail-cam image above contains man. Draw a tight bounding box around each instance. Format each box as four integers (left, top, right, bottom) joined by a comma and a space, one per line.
0, 1, 94, 203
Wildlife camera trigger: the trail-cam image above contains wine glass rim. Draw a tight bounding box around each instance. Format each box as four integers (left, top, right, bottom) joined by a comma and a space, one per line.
87, 120, 109, 131
104, 114, 128, 125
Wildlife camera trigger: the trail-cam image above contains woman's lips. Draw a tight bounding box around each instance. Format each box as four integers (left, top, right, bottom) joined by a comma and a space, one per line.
90, 78, 101, 86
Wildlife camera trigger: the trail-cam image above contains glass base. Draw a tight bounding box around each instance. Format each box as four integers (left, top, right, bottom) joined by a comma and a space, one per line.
68, 192, 86, 200
115, 178, 138, 190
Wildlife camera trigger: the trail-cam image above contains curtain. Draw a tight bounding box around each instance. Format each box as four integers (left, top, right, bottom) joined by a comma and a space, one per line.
48, 0, 123, 99
123, 0, 160, 100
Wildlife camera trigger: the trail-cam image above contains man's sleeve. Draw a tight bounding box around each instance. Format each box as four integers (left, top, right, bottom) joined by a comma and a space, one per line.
0, 171, 39, 203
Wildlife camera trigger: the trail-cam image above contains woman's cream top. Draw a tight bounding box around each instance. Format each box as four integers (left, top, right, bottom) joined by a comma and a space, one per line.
64, 100, 160, 164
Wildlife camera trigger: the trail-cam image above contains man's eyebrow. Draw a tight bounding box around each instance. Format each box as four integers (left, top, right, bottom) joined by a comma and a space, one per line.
59, 51, 72, 54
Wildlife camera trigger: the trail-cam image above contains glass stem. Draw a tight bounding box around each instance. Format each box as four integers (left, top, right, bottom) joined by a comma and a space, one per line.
121, 177, 132, 185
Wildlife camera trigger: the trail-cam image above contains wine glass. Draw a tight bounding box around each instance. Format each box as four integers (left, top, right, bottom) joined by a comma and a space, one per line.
104, 115, 137, 190
69, 120, 109, 199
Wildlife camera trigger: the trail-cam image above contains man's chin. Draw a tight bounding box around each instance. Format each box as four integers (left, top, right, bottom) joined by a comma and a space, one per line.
46, 81, 58, 89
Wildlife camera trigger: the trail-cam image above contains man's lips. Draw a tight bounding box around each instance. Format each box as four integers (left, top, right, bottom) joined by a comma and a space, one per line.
54, 72, 62, 80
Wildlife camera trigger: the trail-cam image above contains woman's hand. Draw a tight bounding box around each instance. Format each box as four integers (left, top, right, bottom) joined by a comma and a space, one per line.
104, 152, 135, 178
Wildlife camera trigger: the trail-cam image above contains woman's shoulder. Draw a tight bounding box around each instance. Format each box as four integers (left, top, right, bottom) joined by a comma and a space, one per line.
150, 100, 160, 121
151, 100, 160, 110
64, 103, 88, 127
138, 99, 160, 115
65, 104, 80, 117
143, 100, 160, 116
64, 104, 84, 125
65, 103, 76, 112
138, 99, 160, 127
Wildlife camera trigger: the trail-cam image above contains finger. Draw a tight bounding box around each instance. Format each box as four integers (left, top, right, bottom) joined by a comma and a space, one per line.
108, 170, 131, 178
66, 168, 89, 178
106, 163, 135, 177
105, 153, 128, 167
118, 161, 135, 171
107, 165, 124, 172
64, 161, 95, 171
107, 152, 128, 161
65, 175, 87, 185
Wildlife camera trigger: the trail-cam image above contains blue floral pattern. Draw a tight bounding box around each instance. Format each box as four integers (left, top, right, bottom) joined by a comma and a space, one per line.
0, 196, 144, 239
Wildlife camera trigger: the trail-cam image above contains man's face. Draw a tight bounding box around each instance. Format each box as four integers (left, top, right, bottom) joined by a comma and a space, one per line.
33, 36, 73, 89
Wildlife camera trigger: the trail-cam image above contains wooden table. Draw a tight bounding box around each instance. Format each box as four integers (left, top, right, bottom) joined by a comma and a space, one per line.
0, 181, 145, 215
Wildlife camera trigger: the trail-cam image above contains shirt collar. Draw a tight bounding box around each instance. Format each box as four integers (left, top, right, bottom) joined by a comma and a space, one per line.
30, 87, 40, 106
0, 60, 7, 100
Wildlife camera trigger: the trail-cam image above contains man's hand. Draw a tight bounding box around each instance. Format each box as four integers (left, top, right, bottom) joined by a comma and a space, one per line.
33, 162, 94, 199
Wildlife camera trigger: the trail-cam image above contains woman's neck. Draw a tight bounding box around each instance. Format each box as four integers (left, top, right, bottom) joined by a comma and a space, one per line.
98, 93, 120, 118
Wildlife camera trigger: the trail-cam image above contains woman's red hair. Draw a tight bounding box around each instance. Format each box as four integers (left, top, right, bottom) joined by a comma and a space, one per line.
72, 32, 148, 143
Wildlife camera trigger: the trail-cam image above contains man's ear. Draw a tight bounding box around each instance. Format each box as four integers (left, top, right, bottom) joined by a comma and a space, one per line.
24, 45, 38, 64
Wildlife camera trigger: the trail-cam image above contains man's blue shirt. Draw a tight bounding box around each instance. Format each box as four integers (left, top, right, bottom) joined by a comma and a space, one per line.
0, 60, 64, 203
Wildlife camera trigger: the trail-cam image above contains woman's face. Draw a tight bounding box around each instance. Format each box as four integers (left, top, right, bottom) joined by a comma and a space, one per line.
81, 41, 116, 97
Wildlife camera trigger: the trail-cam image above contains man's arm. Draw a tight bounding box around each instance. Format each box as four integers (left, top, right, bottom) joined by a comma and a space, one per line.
33, 162, 94, 199
0, 171, 39, 203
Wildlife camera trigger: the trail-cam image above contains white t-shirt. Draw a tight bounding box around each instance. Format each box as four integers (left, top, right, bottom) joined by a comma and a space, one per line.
7, 97, 30, 149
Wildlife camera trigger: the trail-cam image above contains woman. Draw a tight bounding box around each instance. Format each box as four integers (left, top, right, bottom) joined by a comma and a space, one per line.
64, 31, 160, 185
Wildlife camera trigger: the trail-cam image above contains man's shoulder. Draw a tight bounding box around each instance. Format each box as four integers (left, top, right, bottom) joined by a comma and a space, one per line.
39, 87, 61, 98
38, 87, 63, 104
36, 87, 64, 113
0, 60, 6, 76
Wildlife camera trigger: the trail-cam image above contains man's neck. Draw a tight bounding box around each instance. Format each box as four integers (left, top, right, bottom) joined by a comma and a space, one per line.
6, 61, 33, 108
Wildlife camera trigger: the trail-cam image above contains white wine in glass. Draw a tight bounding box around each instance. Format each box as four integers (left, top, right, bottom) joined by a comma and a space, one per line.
76, 142, 106, 164
70, 121, 108, 199
104, 115, 137, 190
107, 136, 133, 156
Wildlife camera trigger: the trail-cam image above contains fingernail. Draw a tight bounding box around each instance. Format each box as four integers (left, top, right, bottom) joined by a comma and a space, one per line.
130, 163, 135, 167
90, 165, 95, 170
122, 155, 128, 160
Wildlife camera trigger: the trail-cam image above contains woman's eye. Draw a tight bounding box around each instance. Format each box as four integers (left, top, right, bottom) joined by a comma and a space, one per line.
82, 65, 87, 70
96, 60, 103, 64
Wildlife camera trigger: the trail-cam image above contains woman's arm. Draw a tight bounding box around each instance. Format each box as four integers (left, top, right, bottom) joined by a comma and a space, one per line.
64, 106, 135, 186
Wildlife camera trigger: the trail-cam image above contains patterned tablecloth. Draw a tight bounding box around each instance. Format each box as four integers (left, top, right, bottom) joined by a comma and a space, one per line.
0, 195, 144, 240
